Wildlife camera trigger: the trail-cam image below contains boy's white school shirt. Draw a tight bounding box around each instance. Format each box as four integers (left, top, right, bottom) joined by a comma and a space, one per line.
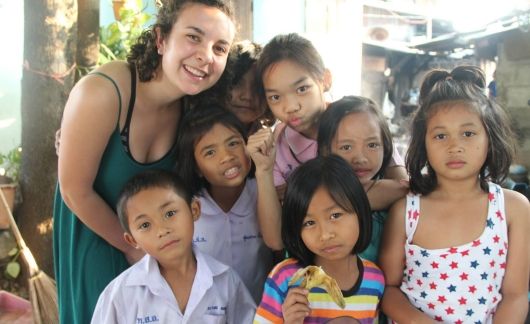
193, 178, 273, 303
90, 246, 256, 324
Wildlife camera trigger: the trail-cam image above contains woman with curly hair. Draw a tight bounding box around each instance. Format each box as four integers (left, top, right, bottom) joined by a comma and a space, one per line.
53, 1, 236, 323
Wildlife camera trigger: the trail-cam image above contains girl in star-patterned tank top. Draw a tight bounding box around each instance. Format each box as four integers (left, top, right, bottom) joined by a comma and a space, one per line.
379, 65, 530, 323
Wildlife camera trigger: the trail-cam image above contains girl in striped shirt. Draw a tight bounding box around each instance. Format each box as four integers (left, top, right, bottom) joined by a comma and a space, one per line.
254, 155, 385, 323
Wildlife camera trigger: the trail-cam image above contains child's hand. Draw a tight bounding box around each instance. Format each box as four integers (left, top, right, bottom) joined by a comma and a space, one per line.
246, 127, 276, 173
282, 287, 310, 324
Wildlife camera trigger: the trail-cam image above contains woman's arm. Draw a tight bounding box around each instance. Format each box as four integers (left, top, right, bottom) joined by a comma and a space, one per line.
59, 72, 141, 262
379, 198, 436, 323
492, 190, 530, 323
247, 128, 283, 250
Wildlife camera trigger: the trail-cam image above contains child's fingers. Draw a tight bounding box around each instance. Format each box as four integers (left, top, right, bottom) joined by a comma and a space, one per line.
248, 129, 275, 156
283, 307, 310, 324
282, 288, 310, 324
284, 287, 309, 306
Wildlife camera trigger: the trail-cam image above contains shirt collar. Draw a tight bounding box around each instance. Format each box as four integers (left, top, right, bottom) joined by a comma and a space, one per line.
284, 125, 317, 155
198, 179, 255, 217
124, 246, 230, 290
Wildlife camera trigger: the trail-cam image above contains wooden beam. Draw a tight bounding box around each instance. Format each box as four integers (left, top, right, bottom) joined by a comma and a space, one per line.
232, 0, 253, 41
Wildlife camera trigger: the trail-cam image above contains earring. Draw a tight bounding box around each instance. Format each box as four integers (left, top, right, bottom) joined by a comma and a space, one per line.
157, 48, 162, 55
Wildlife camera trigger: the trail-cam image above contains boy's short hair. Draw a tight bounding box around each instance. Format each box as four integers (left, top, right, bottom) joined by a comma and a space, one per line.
116, 169, 193, 233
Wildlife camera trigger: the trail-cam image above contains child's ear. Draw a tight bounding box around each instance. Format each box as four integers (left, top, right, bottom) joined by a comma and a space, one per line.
190, 198, 201, 221
124, 232, 140, 249
323, 68, 333, 92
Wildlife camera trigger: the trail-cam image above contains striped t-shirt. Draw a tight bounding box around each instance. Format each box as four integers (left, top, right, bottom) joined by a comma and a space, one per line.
254, 257, 385, 323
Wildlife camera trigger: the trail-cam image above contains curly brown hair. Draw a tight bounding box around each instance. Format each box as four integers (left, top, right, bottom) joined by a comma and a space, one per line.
127, 0, 235, 82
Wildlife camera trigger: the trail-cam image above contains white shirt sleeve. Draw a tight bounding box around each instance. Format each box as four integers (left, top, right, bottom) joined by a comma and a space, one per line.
90, 285, 121, 324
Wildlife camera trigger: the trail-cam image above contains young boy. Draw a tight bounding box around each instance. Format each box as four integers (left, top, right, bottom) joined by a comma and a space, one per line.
90, 169, 256, 323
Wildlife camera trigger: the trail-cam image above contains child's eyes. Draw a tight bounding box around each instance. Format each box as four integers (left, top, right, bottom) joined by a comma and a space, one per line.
463, 131, 475, 137
339, 144, 352, 151
138, 222, 150, 230
434, 134, 446, 140
330, 212, 342, 220
296, 85, 310, 94
267, 94, 280, 103
302, 220, 315, 227
165, 210, 176, 218
203, 149, 215, 157
367, 142, 381, 149
228, 139, 242, 147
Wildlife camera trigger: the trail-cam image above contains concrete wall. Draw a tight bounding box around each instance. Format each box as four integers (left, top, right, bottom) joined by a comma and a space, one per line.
497, 30, 530, 170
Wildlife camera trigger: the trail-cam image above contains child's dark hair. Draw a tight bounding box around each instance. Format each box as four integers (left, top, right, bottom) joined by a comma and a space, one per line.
255, 33, 325, 106
116, 169, 192, 233
226, 40, 275, 128
282, 155, 372, 267
127, 0, 235, 82
318, 95, 393, 179
230, 40, 262, 89
176, 104, 250, 196
407, 65, 516, 194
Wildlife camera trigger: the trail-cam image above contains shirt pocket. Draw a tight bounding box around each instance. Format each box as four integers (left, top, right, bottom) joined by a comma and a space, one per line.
202, 313, 227, 324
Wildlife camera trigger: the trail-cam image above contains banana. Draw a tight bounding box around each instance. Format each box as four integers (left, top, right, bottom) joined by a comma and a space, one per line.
288, 265, 346, 309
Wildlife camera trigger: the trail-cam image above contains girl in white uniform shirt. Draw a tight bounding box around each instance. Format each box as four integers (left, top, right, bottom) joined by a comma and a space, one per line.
176, 105, 274, 303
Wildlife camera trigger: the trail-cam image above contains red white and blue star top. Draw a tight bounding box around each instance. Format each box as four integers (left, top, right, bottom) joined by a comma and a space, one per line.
399, 183, 507, 324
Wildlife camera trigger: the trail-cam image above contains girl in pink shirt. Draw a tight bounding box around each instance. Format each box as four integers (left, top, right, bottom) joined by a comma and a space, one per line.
248, 33, 408, 251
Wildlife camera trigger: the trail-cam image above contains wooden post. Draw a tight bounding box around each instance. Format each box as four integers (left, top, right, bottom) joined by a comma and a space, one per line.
232, 0, 253, 41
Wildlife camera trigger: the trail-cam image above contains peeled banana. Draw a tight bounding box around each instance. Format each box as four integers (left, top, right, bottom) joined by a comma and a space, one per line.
288, 265, 346, 309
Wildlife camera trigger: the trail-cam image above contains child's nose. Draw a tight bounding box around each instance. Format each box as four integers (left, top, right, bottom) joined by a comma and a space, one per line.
319, 224, 336, 241
284, 96, 301, 114
447, 138, 464, 154
158, 227, 171, 238
350, 148, 367, 164
219, 148, 235, 163
238, 88, 251, 103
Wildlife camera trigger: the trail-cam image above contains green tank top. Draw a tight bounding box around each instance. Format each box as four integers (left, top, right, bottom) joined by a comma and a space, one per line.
53, 69, 178, 324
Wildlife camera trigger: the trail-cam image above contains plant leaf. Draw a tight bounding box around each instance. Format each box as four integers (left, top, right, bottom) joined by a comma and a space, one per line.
5, 261, 20, 279
7, 247, 18, 257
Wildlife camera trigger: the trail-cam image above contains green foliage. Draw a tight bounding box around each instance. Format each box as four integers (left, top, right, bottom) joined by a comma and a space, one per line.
0, 146, 22, 183
4, 247, 21, 280
98, 0, 152, 64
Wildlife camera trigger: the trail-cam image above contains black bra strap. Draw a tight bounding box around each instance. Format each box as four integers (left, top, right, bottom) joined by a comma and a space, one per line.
89, 71, 122, 128
122, 64, 137, 135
